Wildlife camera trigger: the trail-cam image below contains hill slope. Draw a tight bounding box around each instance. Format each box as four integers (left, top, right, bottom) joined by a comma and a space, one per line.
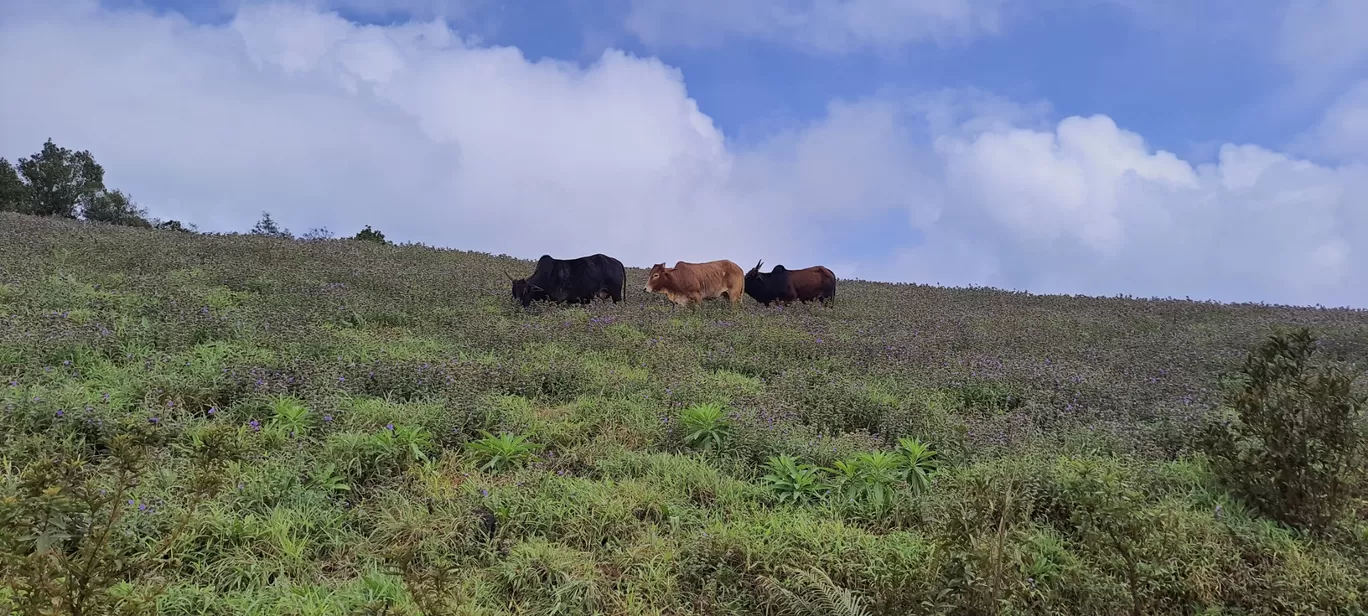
1, 212, 1365, 614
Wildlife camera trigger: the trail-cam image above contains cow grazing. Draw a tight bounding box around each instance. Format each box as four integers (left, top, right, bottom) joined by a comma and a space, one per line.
643, 260, 745, 307
743, 260, 836, 306
507, 253, 626, 308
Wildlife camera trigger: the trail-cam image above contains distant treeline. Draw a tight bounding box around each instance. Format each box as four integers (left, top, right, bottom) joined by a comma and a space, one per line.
1, 138, 390, 244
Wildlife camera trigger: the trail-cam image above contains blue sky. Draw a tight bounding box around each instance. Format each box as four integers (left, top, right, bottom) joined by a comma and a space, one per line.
3, 0, 1368, 306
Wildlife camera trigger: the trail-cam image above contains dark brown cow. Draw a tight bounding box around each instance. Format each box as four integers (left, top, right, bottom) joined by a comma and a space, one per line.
743, 260, 836, 306
643, 260, 745, 307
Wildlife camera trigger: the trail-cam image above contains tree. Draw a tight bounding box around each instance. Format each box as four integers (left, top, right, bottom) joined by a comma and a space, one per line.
15, 138, 105, 218
83, 189, 151, 227
250, 211, 292, 238
302, 227, 334, 241
0, 158, 26, 213
353, 225, 388, 244
154, 219, 196, 233
1201, 327, 1366, 534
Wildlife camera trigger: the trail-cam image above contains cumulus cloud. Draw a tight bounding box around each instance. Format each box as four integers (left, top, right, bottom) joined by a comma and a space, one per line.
623, 0, 1016, 55
902, 116, 1368, 306
2, 0, 1367, 307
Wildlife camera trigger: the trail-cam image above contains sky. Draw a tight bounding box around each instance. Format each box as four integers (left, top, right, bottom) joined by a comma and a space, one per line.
2, 0, 1368, 308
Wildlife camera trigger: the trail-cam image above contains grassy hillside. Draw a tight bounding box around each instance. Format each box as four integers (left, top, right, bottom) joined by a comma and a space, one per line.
1, 211, 1365, 615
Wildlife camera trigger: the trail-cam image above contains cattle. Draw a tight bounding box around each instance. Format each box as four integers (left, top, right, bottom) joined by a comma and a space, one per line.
743, 260, 836, 306
643, 260, 745, 307
507, 253, 626, 308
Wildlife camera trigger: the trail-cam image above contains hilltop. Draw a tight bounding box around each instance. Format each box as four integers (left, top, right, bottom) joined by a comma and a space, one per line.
1, 212, 1365, 615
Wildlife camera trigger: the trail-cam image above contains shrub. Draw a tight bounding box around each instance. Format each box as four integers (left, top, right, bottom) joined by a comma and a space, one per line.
352, 225, 388, 244
1201, 327, 1367, 534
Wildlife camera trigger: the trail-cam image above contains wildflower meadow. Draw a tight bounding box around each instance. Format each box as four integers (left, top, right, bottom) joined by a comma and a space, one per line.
1, 211, 1365, 614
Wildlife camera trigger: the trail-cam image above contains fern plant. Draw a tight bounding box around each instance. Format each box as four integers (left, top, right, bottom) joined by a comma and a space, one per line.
757, 566, 871, 616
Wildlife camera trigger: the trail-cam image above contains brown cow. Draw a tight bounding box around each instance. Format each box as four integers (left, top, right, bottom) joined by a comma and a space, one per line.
643, 260, 745, 307
743, 260, 837, 306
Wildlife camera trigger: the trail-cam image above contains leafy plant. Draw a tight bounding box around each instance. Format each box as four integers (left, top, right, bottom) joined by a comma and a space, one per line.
375, 424, 434, 464
1060, 458, 1168, 616
679, 402, 729, 451
465, 431, 537, 472
269, 396, 312, 435
828, 451, 903, 512
760, 454, 829, 505
757, 565, 872, 616
305, 462, 351, 494
895, 436, 939, 495
1201, 327, 1367, 534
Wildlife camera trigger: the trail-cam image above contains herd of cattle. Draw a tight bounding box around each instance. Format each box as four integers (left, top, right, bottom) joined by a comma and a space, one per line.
505, 253, 837, 309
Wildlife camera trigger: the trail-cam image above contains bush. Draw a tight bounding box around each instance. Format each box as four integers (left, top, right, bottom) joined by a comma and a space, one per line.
1201, 327, 1367, 534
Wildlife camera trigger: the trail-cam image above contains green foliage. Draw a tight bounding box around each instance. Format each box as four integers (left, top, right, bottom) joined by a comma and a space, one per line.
0, 214, 1365, 614
249, 211, 292, 238
1201, 327, 1367, 534
679, 402, 730, 451
83, 189, 151, 228
757, 565, 873, 616
895, 436, 939, 495
353, 225, 388, 244
14, 138, 105, 218
268, 396, 311, 435
301, 227, 333, 241
0, 425, 235, 615
1, 139, 160, 230
760, 454, 829, 505
465, 431, 537, 472
154, 219, 194, 232
828, 450, 905, 512
0, 158, 25, 213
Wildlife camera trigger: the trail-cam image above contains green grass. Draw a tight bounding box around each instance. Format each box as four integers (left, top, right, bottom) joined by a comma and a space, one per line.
1, 212, 1366, 614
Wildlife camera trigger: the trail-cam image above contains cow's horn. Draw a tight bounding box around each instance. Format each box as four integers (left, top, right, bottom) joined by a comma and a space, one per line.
504, 271, 515, 281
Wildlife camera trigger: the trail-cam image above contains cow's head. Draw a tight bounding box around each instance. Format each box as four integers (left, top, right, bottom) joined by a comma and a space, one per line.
506, 272, 544, 308
749, 258, 771, 297
644, 263, 669, 293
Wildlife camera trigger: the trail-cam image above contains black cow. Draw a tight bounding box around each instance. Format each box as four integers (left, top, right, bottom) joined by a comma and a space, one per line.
743, 260, 837, 306
507, 253, 626, 308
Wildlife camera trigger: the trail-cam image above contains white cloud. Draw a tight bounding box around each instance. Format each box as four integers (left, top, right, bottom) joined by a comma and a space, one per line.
1295, 81, 1368, 163
623, 0, 1015, 55
2, 1, 1368, 307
